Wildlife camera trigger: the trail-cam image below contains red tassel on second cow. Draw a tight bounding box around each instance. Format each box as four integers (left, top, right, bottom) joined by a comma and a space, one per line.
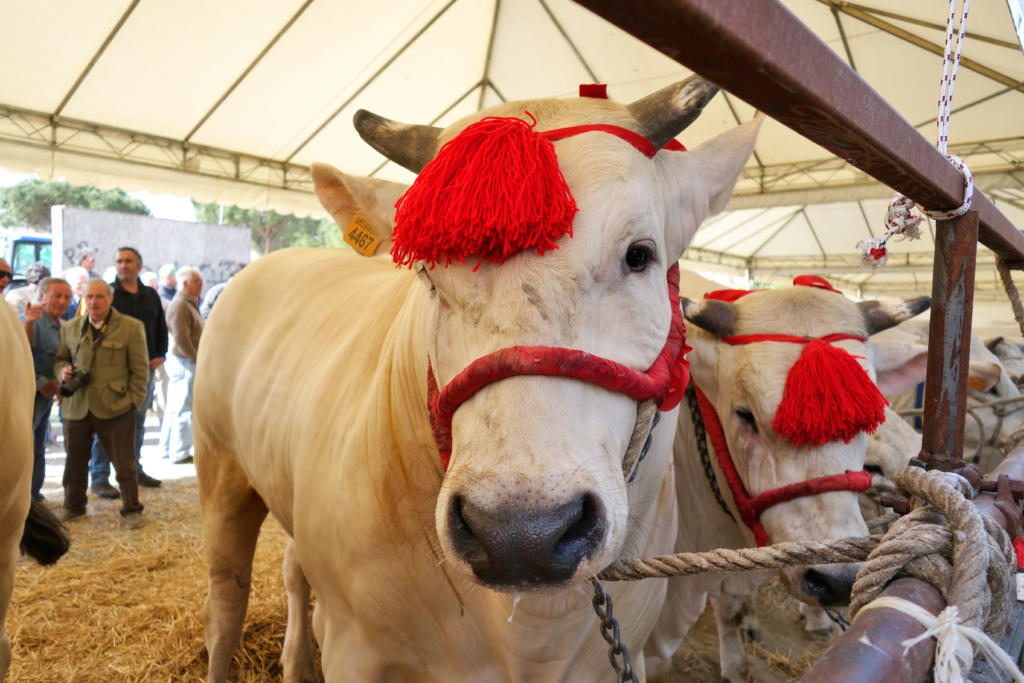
772, 337, 888, 447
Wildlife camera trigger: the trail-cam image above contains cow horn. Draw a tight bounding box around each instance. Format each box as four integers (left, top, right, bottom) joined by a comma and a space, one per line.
985, 336, 1005, 354
859, 296, 931, 335
353, 110, 442, 174
682, 297, 737, 338
627, 75, 720, 150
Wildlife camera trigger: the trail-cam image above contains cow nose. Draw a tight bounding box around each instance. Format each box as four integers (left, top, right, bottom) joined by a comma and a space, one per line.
448, 493, 606, 587
801, 563, 859, 606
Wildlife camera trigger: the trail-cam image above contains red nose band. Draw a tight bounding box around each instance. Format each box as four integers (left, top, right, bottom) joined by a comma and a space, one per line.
427, 264, 690, 469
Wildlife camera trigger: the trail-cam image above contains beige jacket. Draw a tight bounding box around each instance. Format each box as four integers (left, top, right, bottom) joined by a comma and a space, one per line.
166, 291, 203, 364
54, 308, 149, 420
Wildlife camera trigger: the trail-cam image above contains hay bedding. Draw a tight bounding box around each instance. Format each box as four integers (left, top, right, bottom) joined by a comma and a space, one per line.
7, 477, 312, 682
7, 476, 825, 682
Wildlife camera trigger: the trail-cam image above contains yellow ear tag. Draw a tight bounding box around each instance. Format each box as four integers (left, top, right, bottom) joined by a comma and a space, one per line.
968, 376, 985, 391
343, 212, 381, 257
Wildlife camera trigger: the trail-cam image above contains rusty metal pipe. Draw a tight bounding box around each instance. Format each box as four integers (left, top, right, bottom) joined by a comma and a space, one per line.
800, 578, 944, 683
919, 212, 979, 471
573, 0, 1024, 263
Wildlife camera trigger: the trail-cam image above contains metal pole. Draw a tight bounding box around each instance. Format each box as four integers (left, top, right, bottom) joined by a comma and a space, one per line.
918, 211, 979, 471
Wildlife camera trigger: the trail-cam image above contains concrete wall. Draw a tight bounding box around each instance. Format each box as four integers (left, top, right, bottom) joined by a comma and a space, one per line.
51, 205, 251, 291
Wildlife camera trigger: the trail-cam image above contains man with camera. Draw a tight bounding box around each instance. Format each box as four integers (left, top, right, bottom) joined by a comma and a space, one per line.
89, 246, 167, 498
55, 279, 150, 528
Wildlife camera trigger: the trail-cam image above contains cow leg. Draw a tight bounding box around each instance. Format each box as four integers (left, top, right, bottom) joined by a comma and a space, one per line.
710, 594, 754, 683
282, 539, 321, 683
0, 543, 13, 681
197, 449, 268, 683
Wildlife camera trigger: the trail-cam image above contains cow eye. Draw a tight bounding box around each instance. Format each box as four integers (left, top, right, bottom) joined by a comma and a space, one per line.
625, 242, 654, 272
735, 407, 758, 433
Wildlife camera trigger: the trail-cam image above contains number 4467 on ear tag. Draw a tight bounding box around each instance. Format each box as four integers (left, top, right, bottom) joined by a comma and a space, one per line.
343, 212, 382, 257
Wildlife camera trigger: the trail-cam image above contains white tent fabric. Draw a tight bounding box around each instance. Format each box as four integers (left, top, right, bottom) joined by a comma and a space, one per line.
1, 0, 1023, 321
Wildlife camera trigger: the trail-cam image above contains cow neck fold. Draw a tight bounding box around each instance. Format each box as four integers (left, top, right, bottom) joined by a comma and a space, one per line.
427, 263, 690, 470
690, 382, 872, 547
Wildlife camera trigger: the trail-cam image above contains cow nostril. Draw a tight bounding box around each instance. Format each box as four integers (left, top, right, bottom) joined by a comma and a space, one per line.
551, 493, 603, 569
448, 495, 486, 566
446, 492, 607, 587
802, 566, 854, 607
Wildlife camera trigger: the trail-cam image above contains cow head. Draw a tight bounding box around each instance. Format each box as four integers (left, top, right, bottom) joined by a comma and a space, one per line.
873, 321, 1024, 453
683, 285, 929, 606
348, 77, 759, 591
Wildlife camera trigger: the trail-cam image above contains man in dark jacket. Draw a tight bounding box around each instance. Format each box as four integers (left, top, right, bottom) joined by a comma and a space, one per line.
89, 246, 167, 498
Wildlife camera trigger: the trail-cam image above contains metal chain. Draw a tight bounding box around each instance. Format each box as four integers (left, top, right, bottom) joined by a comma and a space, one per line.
685, 383, 736, 522
591, 579, 639, 683
823, 606, 851, 632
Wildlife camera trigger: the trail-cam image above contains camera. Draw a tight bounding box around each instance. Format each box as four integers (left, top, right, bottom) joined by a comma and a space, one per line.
59, 369, 90, 397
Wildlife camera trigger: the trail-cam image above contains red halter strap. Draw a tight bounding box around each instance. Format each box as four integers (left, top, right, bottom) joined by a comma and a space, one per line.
540, 125, 685, 158
692, 383, 871, 546
427, 264, 691, 469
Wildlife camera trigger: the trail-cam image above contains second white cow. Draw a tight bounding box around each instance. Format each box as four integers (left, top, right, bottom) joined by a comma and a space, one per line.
645, 272, 929, 681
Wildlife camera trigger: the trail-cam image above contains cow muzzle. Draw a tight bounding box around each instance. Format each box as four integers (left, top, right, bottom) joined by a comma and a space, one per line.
781, 562, 861, 607
447, 491, 607, 589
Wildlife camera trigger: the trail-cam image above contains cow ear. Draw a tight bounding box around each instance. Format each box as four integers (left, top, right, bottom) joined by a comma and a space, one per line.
968, 360, 1002, 392
689, 114, 762, 215
660, 116, 760, 260
871, 339, 929, 395
311, 164, 408, 257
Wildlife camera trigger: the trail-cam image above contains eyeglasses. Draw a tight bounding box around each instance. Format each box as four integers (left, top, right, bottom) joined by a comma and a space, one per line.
0, 270, 11, 279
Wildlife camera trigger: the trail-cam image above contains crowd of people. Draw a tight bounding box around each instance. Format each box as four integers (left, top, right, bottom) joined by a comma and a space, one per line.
1, 246, 233, 530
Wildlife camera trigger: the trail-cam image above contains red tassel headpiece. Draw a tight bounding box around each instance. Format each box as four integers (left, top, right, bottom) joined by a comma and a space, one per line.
391, 113, 578, 268
707, 276, 888, 447
390, 88, 689, 268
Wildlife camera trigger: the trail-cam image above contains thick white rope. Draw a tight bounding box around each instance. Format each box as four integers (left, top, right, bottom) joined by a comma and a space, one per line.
855, 596, 1023, 683
862, 0, 974, 268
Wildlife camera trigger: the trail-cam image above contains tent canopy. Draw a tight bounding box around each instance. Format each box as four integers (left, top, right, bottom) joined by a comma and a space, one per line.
2, 0, 1023, 307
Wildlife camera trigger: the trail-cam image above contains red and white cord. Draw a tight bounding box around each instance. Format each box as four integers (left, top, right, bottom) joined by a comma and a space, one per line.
864, 0, 974, 268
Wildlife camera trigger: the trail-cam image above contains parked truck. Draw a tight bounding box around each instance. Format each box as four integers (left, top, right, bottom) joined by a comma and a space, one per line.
0, 229, 52, 285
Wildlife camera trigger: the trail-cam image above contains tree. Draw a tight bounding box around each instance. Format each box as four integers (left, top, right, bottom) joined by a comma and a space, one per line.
0, 179, 150, 230
193, 202, 338, 254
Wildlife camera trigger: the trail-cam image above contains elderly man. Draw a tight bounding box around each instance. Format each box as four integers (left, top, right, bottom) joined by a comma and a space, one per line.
160, 266, 203, 464
157, 264, 176, 311
22, 277, 72, 501
54, 279, 149, 528
61, 266, 90, 321
89, 246, 167, 498
4, 261, 51, 314
0, 257, 11, 295
78, 249, 99, 279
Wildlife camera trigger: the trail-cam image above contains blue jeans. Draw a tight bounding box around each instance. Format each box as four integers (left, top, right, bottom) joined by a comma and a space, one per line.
31, 392, 54, 500
90, 369, 155, 483
159, 355, 196, 462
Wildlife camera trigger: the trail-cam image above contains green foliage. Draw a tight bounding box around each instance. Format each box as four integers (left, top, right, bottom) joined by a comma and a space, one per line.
193, 202, 338, 254
0, 179, 150, 230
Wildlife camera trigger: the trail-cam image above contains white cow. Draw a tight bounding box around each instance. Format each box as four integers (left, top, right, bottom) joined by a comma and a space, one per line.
986, 336, 1024, 379
644, 272, 930, 681
195, 77, 760, 682
1, 302, 70, 680
873, 320, 1024, 463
